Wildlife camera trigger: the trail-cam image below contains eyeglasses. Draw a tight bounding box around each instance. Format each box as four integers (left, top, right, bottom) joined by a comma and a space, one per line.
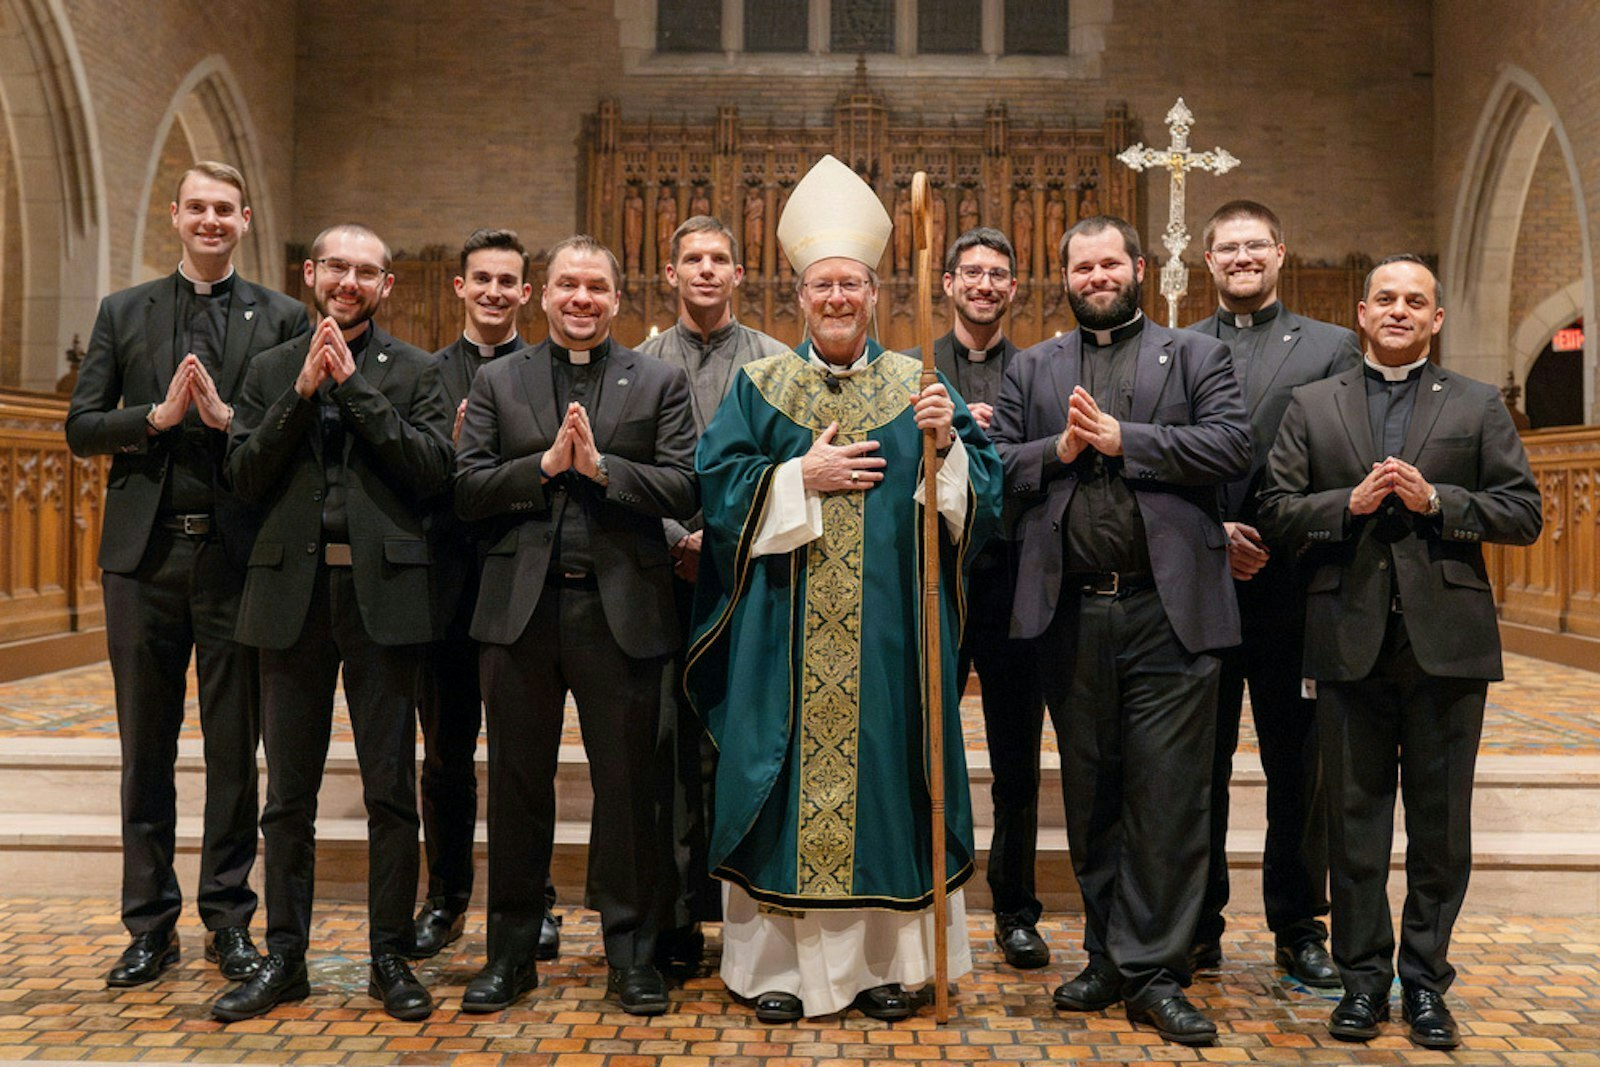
1209, 239, 1276, 261
316, 258, 388, 285
953, 265, 1013, 285
804, 278, 868, 297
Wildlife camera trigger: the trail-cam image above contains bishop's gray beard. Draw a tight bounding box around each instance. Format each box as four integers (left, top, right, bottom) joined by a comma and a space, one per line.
1068, 280, 1142, 330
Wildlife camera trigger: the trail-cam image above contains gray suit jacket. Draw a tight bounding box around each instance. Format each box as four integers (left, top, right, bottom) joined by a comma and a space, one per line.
65, 273, 311, 572
227, 325, 453, 649
1257, 362, 1542, 681
453, 340, 698, 656
989, 321, 1251, 653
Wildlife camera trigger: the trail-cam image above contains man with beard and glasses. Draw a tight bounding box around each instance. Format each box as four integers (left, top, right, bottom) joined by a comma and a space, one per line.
215, 223, 453, 1023
1185, 201, 1359, 987
989, 215, 1250, 1046
67, 161, 310, 990
635, 215, 788, 979
904, 227, 1048, 972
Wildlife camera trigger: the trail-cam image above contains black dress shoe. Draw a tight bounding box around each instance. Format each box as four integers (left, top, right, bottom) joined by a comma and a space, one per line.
106, 929, 179, 988
211, 954, 310, 1022
369, 954, 434, 1021
655, 923, 705, 980
1327, 990, 1391, 1041
205, 926, 262, 981
1187, 940, 1223, 972
995, 923, 1050, 969
607, 965, 669, 1015
753, 990, 803, 1023
461, 959, 538, 1013
410, 903, 465, 959
850, 983, 913, 1021
1275, 940, 1341, 988
1401, 984, 1460, 1049
537, 907, 562, 961
1052, 961, 1122, 1011
1126, 995, 1218, 1046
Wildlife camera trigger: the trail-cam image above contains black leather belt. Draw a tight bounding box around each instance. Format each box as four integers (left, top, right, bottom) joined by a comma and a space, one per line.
1066, 571, 1155, 598
546, 570, 598, 590
324, 543, 353, 567
159, 513, 213, 537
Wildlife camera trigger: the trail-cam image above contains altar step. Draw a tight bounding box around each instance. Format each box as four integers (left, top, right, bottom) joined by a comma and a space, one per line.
1, 738, 1597, 915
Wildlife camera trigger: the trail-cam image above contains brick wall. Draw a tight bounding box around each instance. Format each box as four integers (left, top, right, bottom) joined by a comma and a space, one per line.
1509, 135, 1583, 333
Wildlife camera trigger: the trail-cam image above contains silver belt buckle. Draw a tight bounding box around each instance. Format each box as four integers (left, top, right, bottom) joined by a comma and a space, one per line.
563, 570, 587, 580
1391, 594, 1404, 614
180, 514, 208, 536
1087, 572, 1119, 597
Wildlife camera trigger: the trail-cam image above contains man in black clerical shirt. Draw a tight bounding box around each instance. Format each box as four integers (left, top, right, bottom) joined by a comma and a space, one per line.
454, 236, 697, 1015
1185, 201, 1359, 987
905, 227, 1048, 971
213, 223, 452, 1023
67, 161, 310, 989
989, 216, 1249, 1047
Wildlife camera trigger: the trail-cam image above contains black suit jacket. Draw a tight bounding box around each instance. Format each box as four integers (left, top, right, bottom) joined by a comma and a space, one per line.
226, 325, 453, 650
65, 273, 311, 572
989, 321, 1251, 653
1257, 362, 1542, 681
454, 340, 698, 656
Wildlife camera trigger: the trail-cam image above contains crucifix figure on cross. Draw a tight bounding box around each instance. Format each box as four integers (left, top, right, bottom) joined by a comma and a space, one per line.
1117, 98, 1240, 327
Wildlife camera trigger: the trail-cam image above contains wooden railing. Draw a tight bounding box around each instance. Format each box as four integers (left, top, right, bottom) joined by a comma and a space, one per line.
1490, 425, 1600, 640
0, 389, 106, 644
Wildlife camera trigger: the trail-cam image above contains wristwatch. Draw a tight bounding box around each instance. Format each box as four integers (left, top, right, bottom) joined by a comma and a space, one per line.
593, 454, 610, 487
1425, 488, 1442, 516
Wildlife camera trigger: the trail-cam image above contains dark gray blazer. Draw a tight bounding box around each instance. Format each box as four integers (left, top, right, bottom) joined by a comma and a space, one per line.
989, 321, 1252, 654
1257, 362, 1542, 681
227, 325, 453, 650
453, 340, 698, 656
65, 274, 311, 572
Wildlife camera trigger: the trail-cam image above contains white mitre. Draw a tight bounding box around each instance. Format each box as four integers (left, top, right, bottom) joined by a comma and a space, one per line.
777, 154, 892, 274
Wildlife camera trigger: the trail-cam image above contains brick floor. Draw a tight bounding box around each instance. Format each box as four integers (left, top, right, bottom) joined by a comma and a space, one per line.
0, 898, 1595, 1064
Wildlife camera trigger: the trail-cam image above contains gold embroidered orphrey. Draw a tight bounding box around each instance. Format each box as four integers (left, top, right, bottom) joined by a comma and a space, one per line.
744, 350, 922, 896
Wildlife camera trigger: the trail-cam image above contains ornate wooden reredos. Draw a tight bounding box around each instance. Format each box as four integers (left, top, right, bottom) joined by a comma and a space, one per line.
582, 77, 1141, 351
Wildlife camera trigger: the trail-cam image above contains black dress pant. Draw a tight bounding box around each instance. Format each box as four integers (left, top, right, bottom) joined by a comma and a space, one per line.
480, 582, 663, 968
1317, 615, 1485, 997
1198, 571, 1328, 948
102, 528, 259, 937
258, 565, 421, 961
657, 573, 719, 931
1037, 587, 1218, 1010
417, 631, 482, 913
958, 550, 1044, 927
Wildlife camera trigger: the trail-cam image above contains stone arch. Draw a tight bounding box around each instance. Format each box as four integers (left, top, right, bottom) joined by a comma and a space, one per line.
1510, 279, 1585, 387
1444, 66, 1597, 421
128, 57, 280, 291
0, 0, 107, 391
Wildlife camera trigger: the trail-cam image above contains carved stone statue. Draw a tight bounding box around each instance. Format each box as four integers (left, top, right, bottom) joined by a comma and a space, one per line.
623, 186, 645, 276
1012, 188, 1035, 277
930, 190, 947, 266
893, 186, 912, 276
1078, 177, 1101, 220
743, 190, 765, 275
691, 185, 711, 217
1045, 193, 1067, 271
958, 187, 979, 235
655, 185, 679, 273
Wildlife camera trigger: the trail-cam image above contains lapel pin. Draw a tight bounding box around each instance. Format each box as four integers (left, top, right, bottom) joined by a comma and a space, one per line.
617, 377, 630, 385
1432, 382, 1442, 391
377, 352, 389, 364
1158, 353, 1169, 365
244, 310, 254, 321
1283, 333, 1292, 342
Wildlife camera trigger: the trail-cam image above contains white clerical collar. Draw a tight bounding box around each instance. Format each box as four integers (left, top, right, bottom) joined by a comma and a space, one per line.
466, 333, 522, 360
1364, 352, 1429, 381
178, 263, 235, 295
808, 348, 869, 377
1084, 310, 1144, 348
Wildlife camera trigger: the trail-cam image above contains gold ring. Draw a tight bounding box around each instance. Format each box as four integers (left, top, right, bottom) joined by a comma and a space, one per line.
849, 470, 860, 482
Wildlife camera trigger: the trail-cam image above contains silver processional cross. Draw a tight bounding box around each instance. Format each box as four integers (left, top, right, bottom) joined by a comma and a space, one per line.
1117, 98, 1240, 327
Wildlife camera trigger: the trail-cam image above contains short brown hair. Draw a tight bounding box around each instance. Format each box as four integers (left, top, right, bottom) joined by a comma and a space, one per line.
670, 215, 740, 265
1059, 215, 1142, 269
310, 223, 392, 269
174, 160, 248, 206
459, 228, 530, 281
1363, 253, 1443, 307
546, 234, 621, 287
1202, 199, 1283, 250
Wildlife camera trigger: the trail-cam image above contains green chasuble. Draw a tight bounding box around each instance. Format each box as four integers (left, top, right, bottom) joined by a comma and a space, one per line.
686, 342, 1003, 912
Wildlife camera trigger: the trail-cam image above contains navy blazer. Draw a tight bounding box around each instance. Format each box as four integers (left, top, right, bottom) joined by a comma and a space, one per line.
989, 320, 1251, 654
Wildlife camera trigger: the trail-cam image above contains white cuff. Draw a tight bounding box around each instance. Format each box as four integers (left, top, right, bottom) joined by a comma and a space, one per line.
913, 436, 970, 539
751, 457, 824, 557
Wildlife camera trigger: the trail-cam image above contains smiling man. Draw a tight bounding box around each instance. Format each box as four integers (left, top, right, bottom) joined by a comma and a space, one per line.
1185, 201, 1360, 987
216, 223, 452, 1023
635, 216, 788, 978
454, 235, 698, 1016
1259, 255, 1540, 1050
687, 156, 1003, 1024
67, 161, 310, 991
988, 215, 1250, 1046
